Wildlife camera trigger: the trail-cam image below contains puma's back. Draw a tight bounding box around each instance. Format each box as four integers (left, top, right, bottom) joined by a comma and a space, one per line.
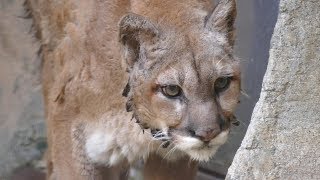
27, 0, 240, 179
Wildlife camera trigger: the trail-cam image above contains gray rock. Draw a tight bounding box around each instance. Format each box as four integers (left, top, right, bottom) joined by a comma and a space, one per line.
226, 0, 320, 179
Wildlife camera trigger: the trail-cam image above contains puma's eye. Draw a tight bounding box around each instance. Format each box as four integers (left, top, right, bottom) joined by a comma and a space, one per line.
214, 77, 231, 93
161, 85, 182, 98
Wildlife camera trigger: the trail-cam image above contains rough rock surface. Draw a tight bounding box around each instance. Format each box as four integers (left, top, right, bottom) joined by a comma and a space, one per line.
226, 0, 320, 179
0, 0, 46, 179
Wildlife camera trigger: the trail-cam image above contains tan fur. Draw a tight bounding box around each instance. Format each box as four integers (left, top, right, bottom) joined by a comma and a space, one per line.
26, 0, 239, 179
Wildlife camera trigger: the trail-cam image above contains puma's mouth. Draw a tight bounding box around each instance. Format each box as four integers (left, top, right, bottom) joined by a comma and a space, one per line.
174, 130, 230, 161
149, 128, 229, 161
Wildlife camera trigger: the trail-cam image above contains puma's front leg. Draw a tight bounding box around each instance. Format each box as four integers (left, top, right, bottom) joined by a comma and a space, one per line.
143, 154, 198, 180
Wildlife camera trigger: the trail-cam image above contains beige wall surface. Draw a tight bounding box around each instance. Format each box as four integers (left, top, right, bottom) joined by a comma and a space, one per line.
0, 0, 45, 178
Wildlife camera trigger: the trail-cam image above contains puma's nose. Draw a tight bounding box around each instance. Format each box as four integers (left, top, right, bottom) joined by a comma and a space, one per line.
190, 128, 221, 143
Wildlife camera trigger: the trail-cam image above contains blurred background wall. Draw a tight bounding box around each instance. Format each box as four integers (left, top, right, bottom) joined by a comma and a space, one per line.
0, 0, 46, 179
0, 0, 279, 179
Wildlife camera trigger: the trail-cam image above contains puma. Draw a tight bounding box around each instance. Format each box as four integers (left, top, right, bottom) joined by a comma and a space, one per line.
26, 0, 240, 179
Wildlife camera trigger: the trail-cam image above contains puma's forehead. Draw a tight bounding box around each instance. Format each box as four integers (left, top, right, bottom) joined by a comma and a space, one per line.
155, 31, 238, 76
155, 48, 238, 87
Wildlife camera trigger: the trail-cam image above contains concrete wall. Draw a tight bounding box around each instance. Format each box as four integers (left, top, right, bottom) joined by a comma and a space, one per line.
227, 0, 320, 179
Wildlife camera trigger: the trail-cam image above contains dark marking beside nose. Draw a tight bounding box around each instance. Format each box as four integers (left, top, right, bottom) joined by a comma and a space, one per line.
162, 141, 170, 148
151, 129, 165, 138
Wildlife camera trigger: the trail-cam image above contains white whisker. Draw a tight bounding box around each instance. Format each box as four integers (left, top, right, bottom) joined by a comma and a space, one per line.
241, 89, 250, 99
156, 141, 170, 154
162, 145, 177, 161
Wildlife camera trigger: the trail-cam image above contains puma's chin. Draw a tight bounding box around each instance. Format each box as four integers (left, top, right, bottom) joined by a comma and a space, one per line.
174, 130, 229, 161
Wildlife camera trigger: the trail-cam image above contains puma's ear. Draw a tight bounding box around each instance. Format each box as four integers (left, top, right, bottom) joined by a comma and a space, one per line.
205, 0, 237, 46
119, 13, 160, 70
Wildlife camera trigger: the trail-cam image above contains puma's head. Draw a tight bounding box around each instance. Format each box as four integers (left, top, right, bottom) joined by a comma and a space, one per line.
119, 0, 240, 161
